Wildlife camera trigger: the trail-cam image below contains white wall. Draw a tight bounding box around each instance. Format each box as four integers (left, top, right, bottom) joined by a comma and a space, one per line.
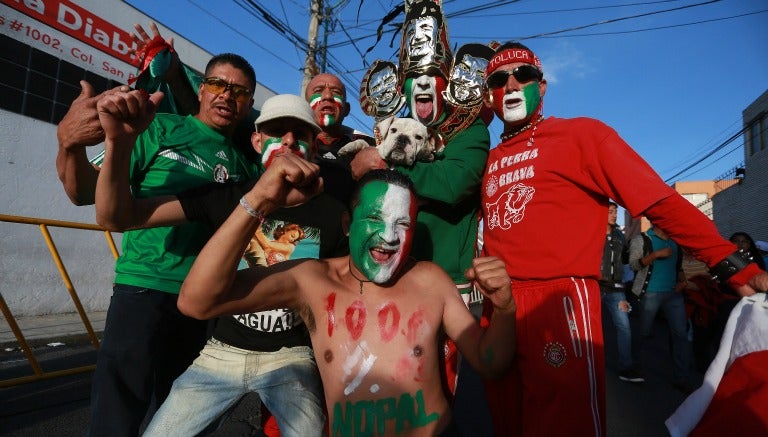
0, 109, 118, 316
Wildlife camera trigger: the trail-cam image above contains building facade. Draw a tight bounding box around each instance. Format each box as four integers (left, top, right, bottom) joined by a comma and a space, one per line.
0, 0, 274, 316
711, 89, 768, 243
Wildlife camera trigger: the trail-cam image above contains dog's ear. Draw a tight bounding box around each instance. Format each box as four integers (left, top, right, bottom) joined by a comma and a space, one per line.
374, 116, 395, 146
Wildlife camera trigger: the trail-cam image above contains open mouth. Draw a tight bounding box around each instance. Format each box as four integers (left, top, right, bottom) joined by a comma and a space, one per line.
214, 104, 235, 117
318, 104, 336, 114
414, 93, 433, 120
370, 247, 397, 264
503, 96, 523, 110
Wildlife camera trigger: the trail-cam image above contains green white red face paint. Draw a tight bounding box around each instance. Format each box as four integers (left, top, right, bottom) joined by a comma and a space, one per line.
404, 74, 446, 127
260, 137, 310, 169
349, 181, 416, 284
309, 93, 344, 127
490, 81, 541, 124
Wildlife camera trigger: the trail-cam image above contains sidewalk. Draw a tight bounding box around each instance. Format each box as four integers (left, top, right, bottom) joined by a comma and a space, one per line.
0, 311, 107, 347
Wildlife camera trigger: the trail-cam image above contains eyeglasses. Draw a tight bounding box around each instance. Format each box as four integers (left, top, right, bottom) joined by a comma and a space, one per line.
485, 65, 543, 89
202, 77, 252, 103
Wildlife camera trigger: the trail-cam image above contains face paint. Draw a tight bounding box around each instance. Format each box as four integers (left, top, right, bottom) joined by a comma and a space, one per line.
349, 181, 416, 284
491, 81, 541, 124
404, 75, 446, 126
309, 93, 344, 127
260, 137, 311, 168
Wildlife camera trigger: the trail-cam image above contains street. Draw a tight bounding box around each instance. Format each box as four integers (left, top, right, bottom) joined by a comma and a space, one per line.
1, 308, 698, 436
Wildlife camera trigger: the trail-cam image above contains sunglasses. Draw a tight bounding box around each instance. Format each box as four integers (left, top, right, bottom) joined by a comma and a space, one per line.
485, 65, 543, 89
202, 77, 252, 103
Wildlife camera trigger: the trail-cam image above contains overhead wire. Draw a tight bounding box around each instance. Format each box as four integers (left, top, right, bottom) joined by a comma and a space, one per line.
663, 114, 765, 183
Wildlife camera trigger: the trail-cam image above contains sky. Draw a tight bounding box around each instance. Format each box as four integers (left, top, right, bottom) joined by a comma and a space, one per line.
124, 0, 768, 184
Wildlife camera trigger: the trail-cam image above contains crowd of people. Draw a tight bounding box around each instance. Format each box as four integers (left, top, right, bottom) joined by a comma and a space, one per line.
54, 3, 768, 436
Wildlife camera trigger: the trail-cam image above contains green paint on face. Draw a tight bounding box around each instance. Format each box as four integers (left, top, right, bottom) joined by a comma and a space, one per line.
522, 81, 541, 117
260, 137, 310, 168
349, 181, 415, 284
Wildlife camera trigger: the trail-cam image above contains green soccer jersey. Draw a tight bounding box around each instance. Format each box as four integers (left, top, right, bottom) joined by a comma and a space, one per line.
112, 114, 261, 293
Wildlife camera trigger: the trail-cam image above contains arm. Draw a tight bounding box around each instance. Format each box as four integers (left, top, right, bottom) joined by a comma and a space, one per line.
131, 22, 199, 115
56, 80, 105, 205
94, 88, 189, 230
178, 153, 323, 318
447, 256, 516, 379
644, 195, 768, 294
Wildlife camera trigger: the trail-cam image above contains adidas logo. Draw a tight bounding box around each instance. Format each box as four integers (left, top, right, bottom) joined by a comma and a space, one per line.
322, 152, 336, 160
216, 150, 229, 161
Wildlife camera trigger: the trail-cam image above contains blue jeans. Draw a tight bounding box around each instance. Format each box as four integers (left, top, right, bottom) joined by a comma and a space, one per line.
89, 284, 208, 437
601, 287, 635, 371
639, 291, 692, 383
143, 339, 325, 437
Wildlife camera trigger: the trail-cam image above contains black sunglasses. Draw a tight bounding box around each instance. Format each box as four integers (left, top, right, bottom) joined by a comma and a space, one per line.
202, 77, 252, 102
485, 65, 543, 89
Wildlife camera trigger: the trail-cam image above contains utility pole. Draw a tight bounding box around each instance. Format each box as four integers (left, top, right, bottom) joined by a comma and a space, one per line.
301, 0, 323, 96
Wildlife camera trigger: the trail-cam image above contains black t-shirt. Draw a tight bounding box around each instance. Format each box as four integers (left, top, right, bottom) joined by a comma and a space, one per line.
179, 180, 349, 351
314, 125, 374, 207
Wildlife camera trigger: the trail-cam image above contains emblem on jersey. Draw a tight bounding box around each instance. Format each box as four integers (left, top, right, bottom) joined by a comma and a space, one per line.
215, 150, 229, 161
213, 163, 229, 183
543, 341, 567, 367
485, 175, 499, 198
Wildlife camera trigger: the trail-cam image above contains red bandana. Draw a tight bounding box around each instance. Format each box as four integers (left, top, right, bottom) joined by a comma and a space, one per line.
486, 48, 542, 75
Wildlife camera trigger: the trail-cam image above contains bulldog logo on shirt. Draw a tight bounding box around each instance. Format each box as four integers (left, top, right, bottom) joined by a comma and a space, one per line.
485, 183, 535, 230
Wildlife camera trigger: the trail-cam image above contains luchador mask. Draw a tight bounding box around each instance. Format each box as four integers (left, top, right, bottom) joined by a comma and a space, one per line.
360, 60, 405, 119
398, 0, 451, 84
443, 43, 495, 108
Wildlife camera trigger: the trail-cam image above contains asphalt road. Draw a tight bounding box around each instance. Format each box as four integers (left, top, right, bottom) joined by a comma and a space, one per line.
0, 308, 701, 436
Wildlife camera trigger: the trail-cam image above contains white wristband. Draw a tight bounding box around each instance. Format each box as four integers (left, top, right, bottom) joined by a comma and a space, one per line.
239, 196, 265, 221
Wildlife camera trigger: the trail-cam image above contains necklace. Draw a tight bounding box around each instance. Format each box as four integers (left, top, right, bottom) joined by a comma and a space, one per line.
500, 115, 544, 142
348, 259, 373, 294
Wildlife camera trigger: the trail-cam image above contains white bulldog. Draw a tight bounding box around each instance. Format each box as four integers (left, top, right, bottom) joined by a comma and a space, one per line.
339, 116, 440, 167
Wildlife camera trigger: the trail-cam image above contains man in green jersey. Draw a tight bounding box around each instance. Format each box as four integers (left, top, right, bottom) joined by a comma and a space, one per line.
55, 52, 261, 436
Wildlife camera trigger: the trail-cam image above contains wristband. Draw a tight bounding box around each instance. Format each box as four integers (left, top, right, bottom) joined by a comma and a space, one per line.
709, 249, 753, 283
239, 196, 265, 221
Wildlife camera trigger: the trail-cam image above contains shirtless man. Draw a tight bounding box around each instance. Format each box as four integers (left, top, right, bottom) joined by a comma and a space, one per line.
178, 169, 517, 436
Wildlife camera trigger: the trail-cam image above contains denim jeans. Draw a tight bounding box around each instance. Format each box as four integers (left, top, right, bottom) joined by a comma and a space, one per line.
601, 288, 635, 371
89, 284, 208, 437
143, 339, 325, 437
639, 290, 692, 383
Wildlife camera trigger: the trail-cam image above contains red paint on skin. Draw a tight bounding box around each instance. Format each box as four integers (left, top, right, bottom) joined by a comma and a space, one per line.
345, 300, 367, 340
491, 87, 507, 118
393, 355, 413, 382
378, 302, 400, 342
406, 309, 425, 343
326, 293, 337, 337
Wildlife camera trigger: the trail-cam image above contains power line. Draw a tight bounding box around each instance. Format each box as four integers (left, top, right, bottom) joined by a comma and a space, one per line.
663, 115, 763, 183
531, 9, 768, 39
186, 0, 301, 73
515, 0, 722, 40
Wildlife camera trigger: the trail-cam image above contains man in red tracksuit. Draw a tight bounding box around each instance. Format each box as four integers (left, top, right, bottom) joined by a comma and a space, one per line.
478, 41, 768, 437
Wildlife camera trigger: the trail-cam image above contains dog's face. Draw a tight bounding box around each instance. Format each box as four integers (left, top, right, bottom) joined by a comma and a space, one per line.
377, 117, 437, 167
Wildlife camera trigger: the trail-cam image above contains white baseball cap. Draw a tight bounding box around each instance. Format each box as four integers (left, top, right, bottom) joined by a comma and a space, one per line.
254, 94, 321, 134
